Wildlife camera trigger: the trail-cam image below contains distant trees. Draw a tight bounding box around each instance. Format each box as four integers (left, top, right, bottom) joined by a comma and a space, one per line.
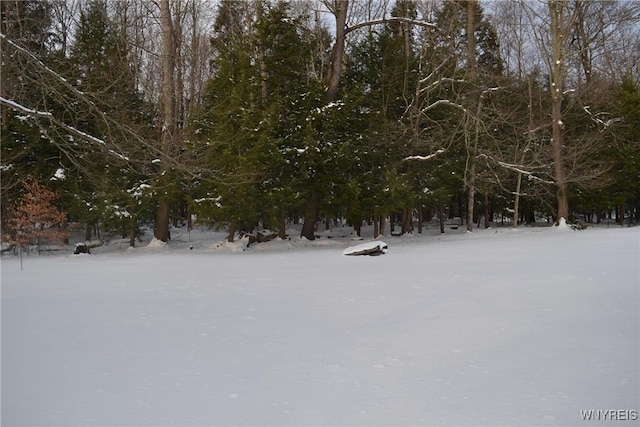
1, 0, 639, 247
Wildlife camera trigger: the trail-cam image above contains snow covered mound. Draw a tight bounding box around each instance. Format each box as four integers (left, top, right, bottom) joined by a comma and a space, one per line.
144, 238, 168, 248
211, 235, 251, 252
343, 241, 388, 256
556, 217, 572, 230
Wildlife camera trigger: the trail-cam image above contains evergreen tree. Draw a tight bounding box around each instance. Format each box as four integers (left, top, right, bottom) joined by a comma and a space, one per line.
1, 0, 60, 221
342, 1, 423, 235
602, 76, 640, 224
194, 1, 339, 240
64, 0, 152, 242
191, 0, 260, 240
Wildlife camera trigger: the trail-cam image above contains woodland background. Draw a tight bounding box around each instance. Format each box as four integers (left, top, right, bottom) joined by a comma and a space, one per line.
1, 0, 639, 248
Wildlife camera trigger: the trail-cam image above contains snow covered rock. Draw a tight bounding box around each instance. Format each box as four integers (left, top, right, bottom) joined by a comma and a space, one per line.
73, 243, 90, 255
342, 241, 388, 256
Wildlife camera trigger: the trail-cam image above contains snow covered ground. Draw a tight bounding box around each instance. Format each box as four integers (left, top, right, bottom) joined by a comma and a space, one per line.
2, 224, 639, 426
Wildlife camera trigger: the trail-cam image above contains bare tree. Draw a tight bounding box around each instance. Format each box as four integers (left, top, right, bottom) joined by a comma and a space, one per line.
570, 0, 640, 89
464, 0, 477, 231
525, 0, 577, 223
324, 0, 349, 101
155, 0, 177, 242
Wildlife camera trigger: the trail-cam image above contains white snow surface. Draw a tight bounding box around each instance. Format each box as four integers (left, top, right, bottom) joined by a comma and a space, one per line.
2, 225, 638, 426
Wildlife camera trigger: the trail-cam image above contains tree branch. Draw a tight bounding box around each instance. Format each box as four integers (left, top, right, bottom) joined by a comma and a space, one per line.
419, 78, 466, 95
404, 149, 446, 161
1, 32, 92, 103
420, 99, 469, 116
477, 153, 554, 184
344, 17, 438, 35
582, 105, 624, 130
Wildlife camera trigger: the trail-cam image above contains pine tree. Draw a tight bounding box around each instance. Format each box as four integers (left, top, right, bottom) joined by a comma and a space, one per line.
1, 0, 60, 219
194, 1, 330, 241
63, 0, 153, 243
191, 0, 260, 241
603, 76, 640, 224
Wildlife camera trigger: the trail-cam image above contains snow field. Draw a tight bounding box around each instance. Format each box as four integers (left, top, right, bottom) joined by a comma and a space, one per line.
1, 226, 639, 426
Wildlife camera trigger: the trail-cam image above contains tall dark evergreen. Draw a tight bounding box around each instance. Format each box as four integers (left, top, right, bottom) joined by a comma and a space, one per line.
64, 0, 151, 242
1, 1, 59, 221
192, 1, 258, 241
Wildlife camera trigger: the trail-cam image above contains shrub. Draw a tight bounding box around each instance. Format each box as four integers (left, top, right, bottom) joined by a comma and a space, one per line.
3, 179, 68, 253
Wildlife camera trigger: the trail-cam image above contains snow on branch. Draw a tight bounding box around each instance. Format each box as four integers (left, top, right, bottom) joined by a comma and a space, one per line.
2, 97, 107, 147
0, 97, 52, 118
582, 105, 624, 130
480, 87, 503, 97
419, 78, 465, 95
421, 99, 469, 115
0, 96, 117, 151
1, 33, 90, 102
477, 153, 553, 184
404, 149, 446, 161
345, 17, 438, 35
108, 149, 130, 161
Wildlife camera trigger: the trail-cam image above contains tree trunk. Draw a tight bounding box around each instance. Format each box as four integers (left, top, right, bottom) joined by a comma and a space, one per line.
438, 204, 445, 234
401, 208, 412, 234
549, 0, 572, 224
484, 193, 490, 228
62, 221, 69, 245
574, 0, 592, 88
354, 220, 361, 237
466, 176, 475, 232
256, 2, 269, 100
466, 0, 477, 72
278, 207, 286, 239
129, 216, 137, 248
617, 204, 624, 226
227, 221, 236, 243
514, 74, 536, 228
155, 200, 170, 242
373, 215, 379, 237
300, 189, 319, 240
155, 0, 176, 242
85, 223, 92, 242
465, 0, 477, 232
513, 172, 522, 227
326, 0, 348, 101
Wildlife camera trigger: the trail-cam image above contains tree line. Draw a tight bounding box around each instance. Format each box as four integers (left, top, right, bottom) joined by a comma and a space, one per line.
1, 0, 639, 248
